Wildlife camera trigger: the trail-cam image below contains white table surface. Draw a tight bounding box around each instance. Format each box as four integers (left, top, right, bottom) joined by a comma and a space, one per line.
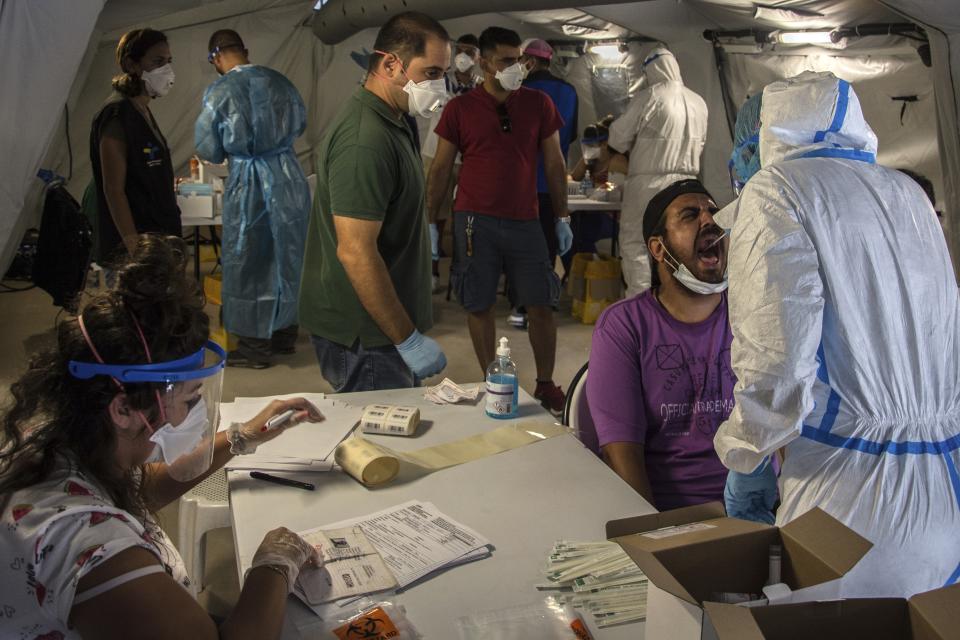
181, 214, 223, 227
227, 386, 655, 639
569, 194, 621, 212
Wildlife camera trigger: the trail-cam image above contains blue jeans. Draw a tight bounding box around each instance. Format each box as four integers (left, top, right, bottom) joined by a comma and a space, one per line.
310, 336, 417, 393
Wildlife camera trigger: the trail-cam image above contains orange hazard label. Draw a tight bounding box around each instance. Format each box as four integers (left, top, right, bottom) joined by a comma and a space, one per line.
571, 618, 594, 640
332, 607, 401, 640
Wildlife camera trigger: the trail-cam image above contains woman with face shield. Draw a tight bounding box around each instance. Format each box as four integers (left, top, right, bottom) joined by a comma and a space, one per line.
0, 236, 325, 639
89, 29, 182, 267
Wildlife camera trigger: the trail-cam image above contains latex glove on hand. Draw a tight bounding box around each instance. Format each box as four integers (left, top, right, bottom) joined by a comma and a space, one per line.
556, 217, 574, 256
231, 397, 325, 454
249, 527, 322, 593
396, 329, 447, 379
429, 223, 440, 262
724, 458, 778, 525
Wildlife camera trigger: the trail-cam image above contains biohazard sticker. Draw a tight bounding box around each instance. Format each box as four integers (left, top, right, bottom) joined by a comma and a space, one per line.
332, 607, 400, 640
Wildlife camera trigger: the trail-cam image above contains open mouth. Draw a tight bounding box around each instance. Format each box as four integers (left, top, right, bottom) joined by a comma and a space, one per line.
696, 235, 723, 267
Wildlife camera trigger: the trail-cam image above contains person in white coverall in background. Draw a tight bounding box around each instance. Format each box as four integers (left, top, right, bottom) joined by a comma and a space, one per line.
608, 48, 708, 297
715, 71, 960, 599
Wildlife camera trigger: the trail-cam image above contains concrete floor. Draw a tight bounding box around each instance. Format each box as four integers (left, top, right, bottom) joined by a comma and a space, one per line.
0, 251, 602, 616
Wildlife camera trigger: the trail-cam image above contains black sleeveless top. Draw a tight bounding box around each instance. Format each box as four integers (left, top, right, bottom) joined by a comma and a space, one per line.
89, 98, 181, 263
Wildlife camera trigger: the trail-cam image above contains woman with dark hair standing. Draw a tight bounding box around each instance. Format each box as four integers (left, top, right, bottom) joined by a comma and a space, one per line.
0, 235, 325, 639
90, 28, 181, 264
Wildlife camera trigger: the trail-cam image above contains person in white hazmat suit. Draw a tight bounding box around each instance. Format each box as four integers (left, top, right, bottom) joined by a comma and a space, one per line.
608, 48, 708, 297
715, 71, 960, 598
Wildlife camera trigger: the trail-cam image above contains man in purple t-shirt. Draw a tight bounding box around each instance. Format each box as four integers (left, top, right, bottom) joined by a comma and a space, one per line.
587, 179, 733, 511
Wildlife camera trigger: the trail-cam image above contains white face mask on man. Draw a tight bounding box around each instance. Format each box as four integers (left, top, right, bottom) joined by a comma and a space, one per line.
455, 52, 474, 73
141, 63, 175, 98
495, 62, 526, 91
660, 242, 728, 295
402, 77, 447, 117
583, 145, 602, 161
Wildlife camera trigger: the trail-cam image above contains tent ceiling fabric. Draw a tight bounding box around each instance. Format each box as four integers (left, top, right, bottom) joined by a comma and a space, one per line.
312, 0, 909, 44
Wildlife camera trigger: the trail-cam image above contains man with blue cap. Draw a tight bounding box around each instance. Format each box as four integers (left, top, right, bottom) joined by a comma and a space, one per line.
195, 29, 311, 369
716, 71, 960, 599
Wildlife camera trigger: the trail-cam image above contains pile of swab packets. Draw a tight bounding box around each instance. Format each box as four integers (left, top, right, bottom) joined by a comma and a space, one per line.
538, 540, 648, 628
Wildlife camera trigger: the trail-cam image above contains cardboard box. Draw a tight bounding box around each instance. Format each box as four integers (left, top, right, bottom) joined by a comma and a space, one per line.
606, 503, 873, 640
209, 323, 236, 352
204, 273, 223, 306
704, 584, 960, 639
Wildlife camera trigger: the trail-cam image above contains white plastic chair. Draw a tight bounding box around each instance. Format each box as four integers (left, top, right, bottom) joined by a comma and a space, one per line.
178, 469, 232, 596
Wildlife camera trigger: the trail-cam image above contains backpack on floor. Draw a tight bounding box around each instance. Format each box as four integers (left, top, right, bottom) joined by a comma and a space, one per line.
32, 180, 92, 312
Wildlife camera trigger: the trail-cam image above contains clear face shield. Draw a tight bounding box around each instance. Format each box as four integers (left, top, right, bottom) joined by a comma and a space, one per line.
70, 340, 226, 482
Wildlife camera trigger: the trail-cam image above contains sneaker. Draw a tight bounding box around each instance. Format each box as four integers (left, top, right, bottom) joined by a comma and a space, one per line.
272, 345, 296, 355
534, 381, 566, 416
507, 312, 528, 329
227, 351, 271, 369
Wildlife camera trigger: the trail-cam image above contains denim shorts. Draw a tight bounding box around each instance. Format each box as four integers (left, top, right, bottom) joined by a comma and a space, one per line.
450, 211, 560, 313
310, 336, 417, 393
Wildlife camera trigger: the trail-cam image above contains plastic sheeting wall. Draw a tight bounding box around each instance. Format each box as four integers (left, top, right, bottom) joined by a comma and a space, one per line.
0, 0, 105, 276
723, 49, 942, 210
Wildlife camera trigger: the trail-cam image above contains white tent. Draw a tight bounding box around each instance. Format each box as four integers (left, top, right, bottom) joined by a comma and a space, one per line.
2, 0, 957, 282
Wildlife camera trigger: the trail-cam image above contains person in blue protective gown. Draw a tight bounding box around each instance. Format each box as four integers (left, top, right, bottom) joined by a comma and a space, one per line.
715, 71, 960, 599
195, 29, 311, 368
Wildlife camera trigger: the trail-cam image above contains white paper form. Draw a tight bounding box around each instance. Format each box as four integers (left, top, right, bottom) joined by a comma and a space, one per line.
219, 395, 361, 470
311, 500, 492, 588
295, 526, 398, 604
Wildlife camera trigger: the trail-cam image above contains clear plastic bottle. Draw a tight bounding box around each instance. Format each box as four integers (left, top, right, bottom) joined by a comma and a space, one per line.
580, 168, 593, 196
485, 337, 519, 419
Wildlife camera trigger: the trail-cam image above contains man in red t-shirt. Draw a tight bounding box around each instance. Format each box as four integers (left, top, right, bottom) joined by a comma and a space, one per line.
427, 26, 573, 413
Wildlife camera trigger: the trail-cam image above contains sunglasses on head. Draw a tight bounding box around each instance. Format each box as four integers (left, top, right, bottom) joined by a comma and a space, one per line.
496, 103, 511, 133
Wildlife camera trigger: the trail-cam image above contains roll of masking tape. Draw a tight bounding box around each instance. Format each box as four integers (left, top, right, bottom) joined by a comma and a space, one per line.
360, 404, 420, 437
334, 421, 569, 488
334, 437, 400, 486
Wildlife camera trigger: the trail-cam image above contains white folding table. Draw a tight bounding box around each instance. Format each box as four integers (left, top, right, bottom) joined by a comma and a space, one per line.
227, 386, 655, 639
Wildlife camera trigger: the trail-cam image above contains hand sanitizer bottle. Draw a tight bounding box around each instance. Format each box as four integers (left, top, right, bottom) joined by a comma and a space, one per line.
485, 337, 519, 419
580, 169, 593, 196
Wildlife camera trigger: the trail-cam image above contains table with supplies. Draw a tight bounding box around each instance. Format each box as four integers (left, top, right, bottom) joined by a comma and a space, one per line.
226, 386, 655, 639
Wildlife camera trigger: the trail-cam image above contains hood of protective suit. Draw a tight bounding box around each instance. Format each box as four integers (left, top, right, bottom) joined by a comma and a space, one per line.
642, 48, 682, 87
759, 71, 878, 166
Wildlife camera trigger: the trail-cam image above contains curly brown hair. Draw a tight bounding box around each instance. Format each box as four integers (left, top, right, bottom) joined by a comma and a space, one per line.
112, 28, 168, 98
0, 235, 208, 522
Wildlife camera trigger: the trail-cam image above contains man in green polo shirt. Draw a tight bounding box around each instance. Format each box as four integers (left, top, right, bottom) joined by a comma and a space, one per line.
299, 11, 450, 392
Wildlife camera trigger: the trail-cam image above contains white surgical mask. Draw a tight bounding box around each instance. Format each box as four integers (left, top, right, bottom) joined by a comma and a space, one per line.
455, 52, 474, 73
583, 145, 601, 161
661, 243, 728, 295
149, 398, 209, 465
142, 63, 175, 98
402, 77, 447, 117
495, 63, 526, 91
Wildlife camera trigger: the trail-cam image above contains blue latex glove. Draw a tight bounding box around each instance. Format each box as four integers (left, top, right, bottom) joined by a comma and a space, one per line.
395, 330, 446, 378
724, 458, 778, 525
429, 223, 439, 262
556, 218, 573, 256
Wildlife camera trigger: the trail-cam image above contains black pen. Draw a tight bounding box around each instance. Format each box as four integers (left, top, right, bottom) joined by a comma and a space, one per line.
249, 471, 315, 491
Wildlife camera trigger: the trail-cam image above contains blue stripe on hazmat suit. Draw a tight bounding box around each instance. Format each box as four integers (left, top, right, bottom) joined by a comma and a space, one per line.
195, 64, 310, 340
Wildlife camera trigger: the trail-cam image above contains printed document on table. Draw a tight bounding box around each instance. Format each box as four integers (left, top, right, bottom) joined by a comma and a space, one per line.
308, 500, 492, 588
295, 526, 397, 605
